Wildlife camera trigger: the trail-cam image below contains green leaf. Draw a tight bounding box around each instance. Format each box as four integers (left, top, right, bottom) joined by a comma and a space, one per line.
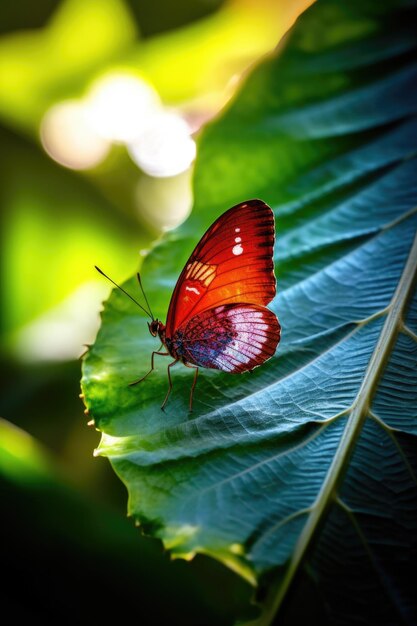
82, 0, 417, 622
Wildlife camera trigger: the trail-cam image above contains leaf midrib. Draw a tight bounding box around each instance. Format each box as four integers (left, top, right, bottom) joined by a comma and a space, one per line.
255, 227, 417, 625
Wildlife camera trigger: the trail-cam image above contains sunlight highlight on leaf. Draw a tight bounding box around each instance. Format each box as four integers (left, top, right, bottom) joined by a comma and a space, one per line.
0, 419, 52, 483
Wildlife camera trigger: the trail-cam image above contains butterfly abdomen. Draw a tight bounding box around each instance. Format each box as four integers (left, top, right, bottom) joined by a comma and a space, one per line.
167, 322, 234, 365
165, 332, 187, 361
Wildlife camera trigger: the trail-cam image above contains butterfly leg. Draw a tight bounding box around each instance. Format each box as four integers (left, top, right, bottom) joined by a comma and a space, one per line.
129, 350, 169, 386
161, 360, 178, 411
184, 363, 199, 412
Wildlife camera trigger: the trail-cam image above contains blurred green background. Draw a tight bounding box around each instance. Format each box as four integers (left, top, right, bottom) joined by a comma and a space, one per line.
0, 0, 309, 622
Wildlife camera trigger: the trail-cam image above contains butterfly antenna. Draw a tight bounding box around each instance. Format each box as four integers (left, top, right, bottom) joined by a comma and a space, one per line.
95, 266, 152, 319
136, 272, 154, 321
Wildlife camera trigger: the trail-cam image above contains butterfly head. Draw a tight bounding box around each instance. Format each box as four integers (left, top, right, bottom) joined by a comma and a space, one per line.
148, 319, 164, 337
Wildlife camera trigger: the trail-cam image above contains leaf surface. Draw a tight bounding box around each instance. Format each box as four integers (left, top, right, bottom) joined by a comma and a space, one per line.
82, 0, 417, 622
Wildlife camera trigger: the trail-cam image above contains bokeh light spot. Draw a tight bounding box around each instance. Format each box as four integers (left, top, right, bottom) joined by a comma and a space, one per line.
136, 168, 193, 231
40, 100, 110, 170
128, 111, 196, 177
85, 72, 161, 143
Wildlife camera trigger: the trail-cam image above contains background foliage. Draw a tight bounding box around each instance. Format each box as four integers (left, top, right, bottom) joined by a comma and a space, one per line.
1, 1, 306, 623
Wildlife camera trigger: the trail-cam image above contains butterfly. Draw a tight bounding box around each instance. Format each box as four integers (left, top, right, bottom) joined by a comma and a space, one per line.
97, 199, 281, 411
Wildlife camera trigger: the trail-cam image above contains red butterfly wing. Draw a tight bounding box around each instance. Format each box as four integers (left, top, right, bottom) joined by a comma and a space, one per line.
165, 199, 276, 338
175, 303, 281, 373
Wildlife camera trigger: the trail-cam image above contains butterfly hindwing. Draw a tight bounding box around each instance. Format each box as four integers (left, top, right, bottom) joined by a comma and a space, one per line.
165, 199, 276, 337
168, 303, 281, 373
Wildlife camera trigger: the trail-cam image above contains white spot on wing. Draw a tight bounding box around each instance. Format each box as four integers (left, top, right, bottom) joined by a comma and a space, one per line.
232, 244, 243, 256
235, 228, 240, 233
235, 237, 241, 243
185, 285, 200, 295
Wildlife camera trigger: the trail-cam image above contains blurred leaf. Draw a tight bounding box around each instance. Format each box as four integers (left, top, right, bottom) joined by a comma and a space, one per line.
0, 0, 137, 132
127, 0, 225, 38
0, 418, 254, 625
0, 417, 54, 482
0, 128, 149, 343
128, 0, 312, 106
0, 0, 57, 35
0, 0, 310, 137
82, 0, 417, 624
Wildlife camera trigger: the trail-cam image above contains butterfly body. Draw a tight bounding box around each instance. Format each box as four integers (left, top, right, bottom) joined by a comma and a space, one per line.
132, 199, 281, 411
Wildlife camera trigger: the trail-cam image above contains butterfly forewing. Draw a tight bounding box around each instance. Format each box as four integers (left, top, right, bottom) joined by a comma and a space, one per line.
165, 199, 276, 337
